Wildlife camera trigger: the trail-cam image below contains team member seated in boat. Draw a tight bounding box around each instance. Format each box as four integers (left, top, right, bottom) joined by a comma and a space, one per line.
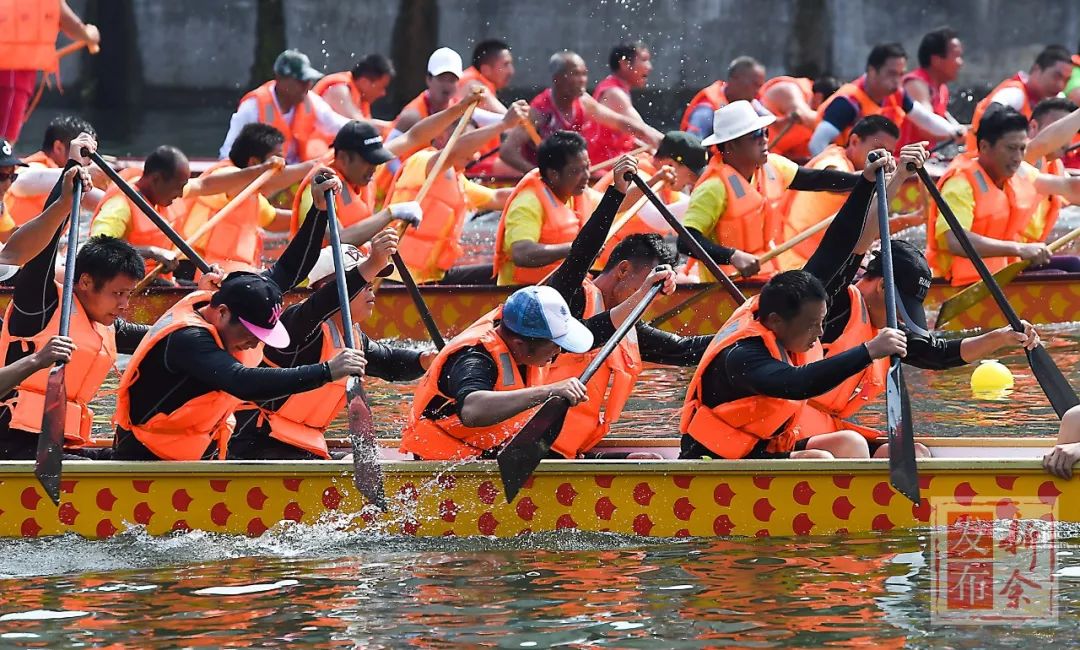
680, 100, 862, 281
400, 266, 677, 461
898, 27, 965, 150
383, 101, 529, 284
583, 42, 655, 164
112, 175, 367, 461
391, 48, 467, 136
499, 50, 662, 173
681, 56, 769, 140
313, 53, 395, 130
757, 75, 840, 162
219, 49, 352, 163
3, 115, 106, 236
229, 235, 432, 460
452, 39, 519, 177
927, 107, 1080, 286
809, 43, 963, 157
1020, 98, 1080, 249
966, 45, 1074, 154
88, 145, 189, 278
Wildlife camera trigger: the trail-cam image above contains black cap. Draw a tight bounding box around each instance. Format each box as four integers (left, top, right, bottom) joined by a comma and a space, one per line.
654, 131, 707, 176
865, 239, 932, 335
0, 140, 26, 168
210, 272, 290, 348
333, 120, 395, 165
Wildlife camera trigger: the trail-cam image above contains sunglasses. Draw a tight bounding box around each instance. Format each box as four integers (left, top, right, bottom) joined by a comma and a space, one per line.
747, 128, 769, 141
0, 172, 17, 183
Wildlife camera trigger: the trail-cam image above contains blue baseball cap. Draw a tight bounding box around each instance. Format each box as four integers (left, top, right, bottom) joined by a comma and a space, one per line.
502, 286, 593, 353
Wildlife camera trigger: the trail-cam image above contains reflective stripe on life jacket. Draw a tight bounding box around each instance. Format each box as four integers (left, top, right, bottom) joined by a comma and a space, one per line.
815, 76, 907, 147
493, 169, 593, 284
176, 159, 263, 271
966, 74, 1034, 153
113, 290, 264, 460
400, 319, 547, 460
777, 145, 852, 270
926, 154, 1039, 285
0, 0, 61, 73
680, 295, 823, 459
290, 164, 374, 236
0, 284, 116, 447
240, 82, 319, 162
758, 76, 816, 161
680, 81, 727, 133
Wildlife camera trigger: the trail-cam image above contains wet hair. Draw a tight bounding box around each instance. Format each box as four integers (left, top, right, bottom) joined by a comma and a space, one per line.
917, 27, 959, 68
228, 123, 285, 168
602, 233, 676, 273
352, 53, 395, 80
976, 106, 1029, 147
537, 130, 587, 175
609, 42, 646, 71
74, 235, 145, 289
40, 115, 96, 154
727, 56, 762, 79
1034, 45, 1072, 71
143, 145, 188, 180
756, 270, 827, 322
850, 114, 900, 140
472, 39, 510, 69
1032, 97, 1078, 124
811, 75, 840, 98
549, 50, 581, 77
866, 43, 907, 71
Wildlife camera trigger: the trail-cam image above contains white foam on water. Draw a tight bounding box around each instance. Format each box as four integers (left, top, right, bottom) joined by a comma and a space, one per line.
0, 633, 40, 639
192, 579, 299, 596
0, 610, 90, 621
609, 621, 644, 630
657, 584, 693, 590
1055, 566, 1080, 578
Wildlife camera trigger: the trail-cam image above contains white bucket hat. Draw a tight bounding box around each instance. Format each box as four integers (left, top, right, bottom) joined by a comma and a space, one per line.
700, 100, 776, 147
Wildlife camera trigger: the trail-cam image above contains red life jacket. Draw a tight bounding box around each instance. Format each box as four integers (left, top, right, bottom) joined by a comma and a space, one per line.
583, 75, 639, 164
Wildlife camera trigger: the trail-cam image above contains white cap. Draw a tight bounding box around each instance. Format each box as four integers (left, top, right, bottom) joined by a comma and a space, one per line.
306, 245, 363, 286
502, 285, 594, 354
427, 47, 464, 78
700, 100, 776, 147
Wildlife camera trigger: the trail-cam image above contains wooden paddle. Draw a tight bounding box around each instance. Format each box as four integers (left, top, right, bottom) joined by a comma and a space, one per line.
319, 177, 387, 510
35, 176, 84, 505
767, 113, 797, 150
57, 40, 100, 58
134, 163, 282, 292
522, 119, 543, 146
497, 276, 667, 502
588, 144, 651, 174
914, 164, 1079, 417
592, 179, 668, 265
648, 215, 837, 327
86, 149, 212, 274
936, 223, 1080, 327
870, 153, 920, 505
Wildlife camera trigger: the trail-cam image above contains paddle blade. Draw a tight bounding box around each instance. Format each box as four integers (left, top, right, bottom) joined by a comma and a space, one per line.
935, 260, 1028, 327
1027, 345, 1080, 418
34, 367, 67, 505
886, 362, 920, 504
496, 397, 570, 503
346, 379, 387, 511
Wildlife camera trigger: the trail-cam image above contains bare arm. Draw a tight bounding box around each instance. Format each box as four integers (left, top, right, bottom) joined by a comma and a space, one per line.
264, 161, 318, 196
386, 92, 482, 160
454, 79, 507, 113
0, 167, 84, 266
58, 0, 97, 43
903, 77, 932, 106
510, 240, 572, 268
581, 93, 662, 146
945, 229, 1024, 258
322, 84, 368, 120
1034, 172, 1080, 205
764, 81, 816, 124
1026, 107, 1080, 164
499, 108, 541, 173
184, 158, 282, 198
0, 350, 56, 395
340, 209, 395, 248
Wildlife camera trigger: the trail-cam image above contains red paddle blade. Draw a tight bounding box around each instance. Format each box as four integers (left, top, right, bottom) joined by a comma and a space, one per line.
347, 381, 387, 511
35, 367, 67, 505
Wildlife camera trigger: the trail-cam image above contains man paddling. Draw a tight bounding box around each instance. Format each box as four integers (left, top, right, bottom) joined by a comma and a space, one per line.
313, 54, 396, 128
583, 42, 656, 164
112, 173, 366, 461
391, 48, 467, 136
453, 39, 518, 177
681, 56, 769, 140
757, 75, 840, 161
898, 27, 965, 149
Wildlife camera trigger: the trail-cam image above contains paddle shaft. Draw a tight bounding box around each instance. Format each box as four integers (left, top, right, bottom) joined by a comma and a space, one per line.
583, 281, 665, 384
58, 180, 84, 337
87, 150, 211, 273
627, 172, 747, 304
322, 187, 359, 350
522, 119, 543, 146
588, 144, 650, 174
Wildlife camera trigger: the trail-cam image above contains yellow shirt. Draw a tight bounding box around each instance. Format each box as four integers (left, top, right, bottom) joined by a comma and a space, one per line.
497, 186, 600, 286
0, 201, 16, 235
1019, 162, 1052, 244
89, 195, 134, 239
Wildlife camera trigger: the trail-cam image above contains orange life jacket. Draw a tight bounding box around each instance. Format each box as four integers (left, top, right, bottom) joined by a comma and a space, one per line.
312, 71, 371, 119
3, 151, 59, 227
89, 168, 183, 274
240, 81, 319, 161
777, 144, 852, 270
177, 160, 263, 272
393, 92, 431, 130
545, 279, 640, 458
493, 169, 594, 284
680, 81, 727, 132
680, 295, 823, 459
261, 319, 358, 459
794, 285, 887, 440
1023, 157, 1064, 243
0, 0, 61, 73
966, 74, 1034, 153
457, 67, 503, 170
113, 291, 263, 460
400, 320, 547, 460
383, 148, 471, 283
0, 285, 116, 447
815, 76, 907, 147
691, 154, 789, 279
898, 68, 950, 150
926, 154, 1039, 285
758, 76, 816, 161
290, 164, 374, 236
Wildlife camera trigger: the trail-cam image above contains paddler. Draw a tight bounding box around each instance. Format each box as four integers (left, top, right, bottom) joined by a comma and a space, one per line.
965, 45, 1074, 154
219, 49, 351, 163
452, 39, 519, 177
809, 43, 963, 157
111, 173, 366, 461
1020, 98, 1080, 253
681, 56, 769, 140
228, 234, 431, 460
680, 100, 863, 281
757, 75, 841, 161
897, 27, 965, 149
499, 50, 662, 173
927, 107, 1080, 286
583, 42, 656, 164
313, 53, 396, 128
391, 47, 466, 135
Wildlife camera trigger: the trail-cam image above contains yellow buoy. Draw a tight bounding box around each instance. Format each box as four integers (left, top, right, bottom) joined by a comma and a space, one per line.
970, 359, 1015, 399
